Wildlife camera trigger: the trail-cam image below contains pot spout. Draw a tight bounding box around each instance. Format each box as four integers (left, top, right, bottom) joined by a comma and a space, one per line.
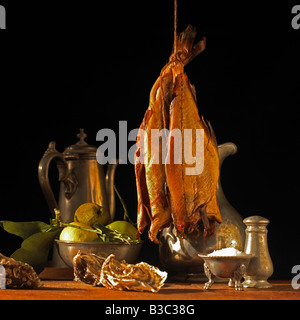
218, 142, 237, 167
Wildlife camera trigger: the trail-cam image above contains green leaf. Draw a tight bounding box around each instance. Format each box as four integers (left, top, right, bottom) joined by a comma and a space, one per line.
0, 220, 50, 240
1, 220, 63, 273
10, 228, 62, 274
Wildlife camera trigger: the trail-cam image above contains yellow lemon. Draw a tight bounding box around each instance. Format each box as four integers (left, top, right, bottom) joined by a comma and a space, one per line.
106, 221, 138, 240
59, 222, 98, 242
74, 203, 110, 226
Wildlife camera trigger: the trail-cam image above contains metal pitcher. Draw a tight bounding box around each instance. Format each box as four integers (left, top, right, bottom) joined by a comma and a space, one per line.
159, 142, 245, 280
38, 129, 118, 223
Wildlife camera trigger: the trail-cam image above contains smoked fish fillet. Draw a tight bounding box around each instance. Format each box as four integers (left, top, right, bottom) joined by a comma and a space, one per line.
166, 72, 221, 238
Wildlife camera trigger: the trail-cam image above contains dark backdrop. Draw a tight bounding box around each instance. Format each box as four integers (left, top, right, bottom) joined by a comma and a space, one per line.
0, 1, 299, 280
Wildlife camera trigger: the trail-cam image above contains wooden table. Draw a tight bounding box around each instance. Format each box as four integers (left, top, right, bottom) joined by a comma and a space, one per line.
0, 272, 299, 300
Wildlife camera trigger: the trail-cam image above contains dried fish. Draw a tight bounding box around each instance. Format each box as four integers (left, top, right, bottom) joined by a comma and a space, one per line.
100, 254, 167, 293
73, 251, 105, 286
135, 25, 221, 243
0, 253, 42, 289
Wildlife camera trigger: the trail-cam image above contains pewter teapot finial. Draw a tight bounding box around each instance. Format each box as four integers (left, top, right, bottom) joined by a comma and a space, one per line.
76, 128, 87, 144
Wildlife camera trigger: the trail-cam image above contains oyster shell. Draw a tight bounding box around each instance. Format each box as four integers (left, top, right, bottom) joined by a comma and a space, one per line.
73, 251, 105, 286
73, 252, 168, 293
0, 253, 42, 289
100, 254, 168, 293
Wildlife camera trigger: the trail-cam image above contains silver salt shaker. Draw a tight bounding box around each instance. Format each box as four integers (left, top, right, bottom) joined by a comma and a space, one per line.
243, 216, 273, 288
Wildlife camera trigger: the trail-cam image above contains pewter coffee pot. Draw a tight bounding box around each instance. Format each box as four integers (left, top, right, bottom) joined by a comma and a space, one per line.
38, 129, 118, 223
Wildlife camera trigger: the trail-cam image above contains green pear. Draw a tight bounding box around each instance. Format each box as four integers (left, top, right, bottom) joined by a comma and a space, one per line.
74, 203, 110, 226
106, 221, 138, 240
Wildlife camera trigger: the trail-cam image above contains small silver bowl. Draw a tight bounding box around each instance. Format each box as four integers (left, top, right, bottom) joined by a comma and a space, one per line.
198, 253, 253, 291
55, 240, 143, 268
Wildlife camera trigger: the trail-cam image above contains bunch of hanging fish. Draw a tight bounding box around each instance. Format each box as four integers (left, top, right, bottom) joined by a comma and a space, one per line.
135, 25, 222, 244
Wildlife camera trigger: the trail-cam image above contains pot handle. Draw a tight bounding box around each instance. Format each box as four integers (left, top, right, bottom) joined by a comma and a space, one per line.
38, 142, 78, 218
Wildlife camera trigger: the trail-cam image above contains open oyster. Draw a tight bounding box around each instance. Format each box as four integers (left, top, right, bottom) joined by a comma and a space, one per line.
73, 252, 167, 293
100, 254, 167, 293
73, 251, 105, 286
0, 253, 42, 289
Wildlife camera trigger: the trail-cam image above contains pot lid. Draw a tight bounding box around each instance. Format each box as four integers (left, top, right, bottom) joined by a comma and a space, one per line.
243, 216, 270, 225
63, 128, 97, 159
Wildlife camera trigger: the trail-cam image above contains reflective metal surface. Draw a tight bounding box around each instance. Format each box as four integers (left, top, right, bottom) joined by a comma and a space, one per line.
159, 142, 246, 278
199, 253, 253, 290
38, 129, 118, 223
243, 216, 273, 288
55, 240, 143, 268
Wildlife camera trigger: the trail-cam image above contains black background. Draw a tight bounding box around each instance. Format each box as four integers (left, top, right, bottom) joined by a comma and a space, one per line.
0, 0, 299, 280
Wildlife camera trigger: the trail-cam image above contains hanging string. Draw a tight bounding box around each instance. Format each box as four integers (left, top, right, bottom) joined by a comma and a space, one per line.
174, 0, 178, 55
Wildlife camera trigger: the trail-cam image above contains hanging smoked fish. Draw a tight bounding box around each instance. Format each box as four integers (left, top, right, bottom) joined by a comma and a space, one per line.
135, 25, 221, 244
